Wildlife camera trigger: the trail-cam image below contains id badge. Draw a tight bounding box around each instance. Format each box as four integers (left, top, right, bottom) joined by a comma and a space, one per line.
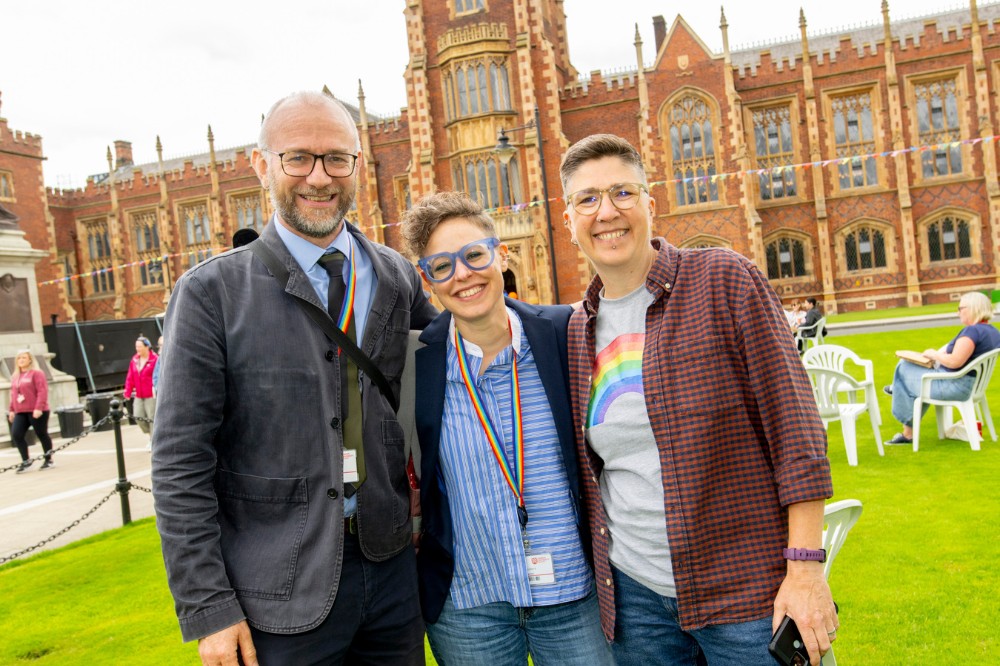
526, 553, 556, 585
343, 449, 359, 484
16, 394, 25, 404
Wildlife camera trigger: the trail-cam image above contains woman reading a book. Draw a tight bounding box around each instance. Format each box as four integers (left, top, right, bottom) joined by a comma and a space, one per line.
884, 291, 1000, 444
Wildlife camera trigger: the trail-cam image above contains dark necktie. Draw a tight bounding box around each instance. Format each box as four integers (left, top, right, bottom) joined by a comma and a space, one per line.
318, 250, 366, 495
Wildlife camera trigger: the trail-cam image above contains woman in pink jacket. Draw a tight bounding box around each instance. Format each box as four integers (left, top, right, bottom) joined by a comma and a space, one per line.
7, 349, 55, 473
123, 337, 158, 442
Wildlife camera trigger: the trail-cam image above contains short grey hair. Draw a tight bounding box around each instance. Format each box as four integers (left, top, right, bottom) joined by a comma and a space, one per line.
257, 91, 360, 152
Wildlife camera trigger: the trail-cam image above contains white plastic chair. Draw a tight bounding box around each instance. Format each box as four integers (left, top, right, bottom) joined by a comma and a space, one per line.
912, 347, 1000, 452
821, 499, 863, 666
806, 367, 884, 466
795, 316, 827, 351
803, 344, 882, 429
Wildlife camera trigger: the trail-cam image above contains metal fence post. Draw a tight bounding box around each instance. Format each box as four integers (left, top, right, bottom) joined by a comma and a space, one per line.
109, 399, 132, 525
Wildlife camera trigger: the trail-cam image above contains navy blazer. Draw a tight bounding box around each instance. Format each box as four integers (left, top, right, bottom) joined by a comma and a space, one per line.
414, 297, 586, 623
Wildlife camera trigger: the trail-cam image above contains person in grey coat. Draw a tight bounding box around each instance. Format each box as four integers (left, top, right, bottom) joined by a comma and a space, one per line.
152, 91, 436, 666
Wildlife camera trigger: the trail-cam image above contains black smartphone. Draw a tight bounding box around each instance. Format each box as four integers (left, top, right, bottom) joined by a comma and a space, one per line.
768, 615, 810, 666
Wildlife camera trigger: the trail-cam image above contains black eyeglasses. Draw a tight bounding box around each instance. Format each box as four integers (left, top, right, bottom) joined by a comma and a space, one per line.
566, 182, 649, 215
263, 150, 358, 178
418, 238, 502, 283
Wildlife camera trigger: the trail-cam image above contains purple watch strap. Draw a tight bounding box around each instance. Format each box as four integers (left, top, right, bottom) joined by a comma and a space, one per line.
783, 547, 827, 562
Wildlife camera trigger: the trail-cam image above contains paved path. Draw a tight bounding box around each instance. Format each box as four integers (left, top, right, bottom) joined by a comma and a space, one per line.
0, 418, 156, 562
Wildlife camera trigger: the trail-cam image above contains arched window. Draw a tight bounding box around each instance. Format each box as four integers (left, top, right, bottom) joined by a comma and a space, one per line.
750, 104, 797, 201
452, 154, 522, 209
445, 58, 512, 119
666, 93, 719, 207
927, 216, 972, 262
843, 225, 887, 271
83, 219, 115, 294
765, 236, 808, 280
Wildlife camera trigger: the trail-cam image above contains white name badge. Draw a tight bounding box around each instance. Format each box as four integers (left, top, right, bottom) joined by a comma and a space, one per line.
16, 394, 25, 403
343, 449, 359, 484
526, 553, 556, 586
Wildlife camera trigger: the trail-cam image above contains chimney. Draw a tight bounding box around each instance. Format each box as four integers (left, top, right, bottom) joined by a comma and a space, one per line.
653, 15, 667, 53
114, 140, 133, 169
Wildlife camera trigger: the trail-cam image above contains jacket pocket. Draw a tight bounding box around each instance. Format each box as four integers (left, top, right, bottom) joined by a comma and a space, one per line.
215, 469, 308, 600
381, 419, 410, 532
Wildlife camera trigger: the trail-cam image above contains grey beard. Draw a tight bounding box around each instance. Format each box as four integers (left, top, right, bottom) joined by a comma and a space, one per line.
270, 189, 354, 239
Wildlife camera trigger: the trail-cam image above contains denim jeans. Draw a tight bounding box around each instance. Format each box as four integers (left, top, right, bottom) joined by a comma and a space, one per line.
611, 566, 773, 666
890, 360, 975, 427
426, 587, 612, 666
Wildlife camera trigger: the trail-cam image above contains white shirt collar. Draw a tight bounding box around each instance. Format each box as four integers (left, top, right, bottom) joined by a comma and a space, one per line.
448, 306, 523, 357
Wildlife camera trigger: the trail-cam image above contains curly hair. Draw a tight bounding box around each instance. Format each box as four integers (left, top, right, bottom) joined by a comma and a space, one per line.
400, 191, 497, 259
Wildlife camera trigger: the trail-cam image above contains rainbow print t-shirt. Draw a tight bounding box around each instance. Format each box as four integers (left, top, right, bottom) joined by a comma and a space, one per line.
588, 333, 645, 428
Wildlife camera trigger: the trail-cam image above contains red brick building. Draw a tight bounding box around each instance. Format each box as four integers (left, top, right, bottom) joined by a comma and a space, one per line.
5, 1, 1000, 319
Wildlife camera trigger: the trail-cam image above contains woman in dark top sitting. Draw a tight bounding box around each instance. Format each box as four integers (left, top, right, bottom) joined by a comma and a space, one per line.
885, 291, 1000, 444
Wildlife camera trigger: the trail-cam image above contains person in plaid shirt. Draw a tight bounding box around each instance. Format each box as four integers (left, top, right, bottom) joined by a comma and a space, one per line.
559, 134, 837, 666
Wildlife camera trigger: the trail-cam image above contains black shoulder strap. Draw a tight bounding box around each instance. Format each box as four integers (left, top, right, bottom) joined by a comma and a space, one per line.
248, 238, 399, 412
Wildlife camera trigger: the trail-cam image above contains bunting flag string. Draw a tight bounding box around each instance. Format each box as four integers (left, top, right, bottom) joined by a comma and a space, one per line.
37, 247, 228, 287
363, 134, 1000, 231
38, 134, 1000, 288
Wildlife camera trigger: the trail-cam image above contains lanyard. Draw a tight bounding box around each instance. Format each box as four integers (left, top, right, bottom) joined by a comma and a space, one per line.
336, 241, 357, 334
454, 323, 529, 531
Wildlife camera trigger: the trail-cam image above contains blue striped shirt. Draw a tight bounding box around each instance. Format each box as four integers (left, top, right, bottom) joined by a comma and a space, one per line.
440, 309, 592, 609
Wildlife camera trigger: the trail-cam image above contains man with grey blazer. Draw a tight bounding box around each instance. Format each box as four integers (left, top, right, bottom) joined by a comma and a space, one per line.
152, 91, 436, 665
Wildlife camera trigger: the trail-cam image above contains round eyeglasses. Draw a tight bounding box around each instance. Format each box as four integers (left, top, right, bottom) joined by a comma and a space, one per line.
566, 182, 649, 215
418, 238, 502, 283
263, 150, 358, 178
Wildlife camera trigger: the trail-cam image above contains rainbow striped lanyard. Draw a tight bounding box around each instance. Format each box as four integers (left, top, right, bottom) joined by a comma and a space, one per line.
335, 240, 357, 335
454, 322, 528, 531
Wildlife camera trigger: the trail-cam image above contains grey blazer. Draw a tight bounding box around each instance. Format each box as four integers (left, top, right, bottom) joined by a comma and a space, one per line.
152, 220, 436, 641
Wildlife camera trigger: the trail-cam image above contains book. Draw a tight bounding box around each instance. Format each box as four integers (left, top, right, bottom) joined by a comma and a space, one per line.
895, 350, 934, 368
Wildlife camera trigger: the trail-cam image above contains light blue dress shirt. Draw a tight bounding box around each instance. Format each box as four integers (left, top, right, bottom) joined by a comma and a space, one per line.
274, 218, 377, 516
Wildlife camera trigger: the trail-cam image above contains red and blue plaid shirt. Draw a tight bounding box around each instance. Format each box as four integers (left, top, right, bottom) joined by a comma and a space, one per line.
568, 239, 833, 639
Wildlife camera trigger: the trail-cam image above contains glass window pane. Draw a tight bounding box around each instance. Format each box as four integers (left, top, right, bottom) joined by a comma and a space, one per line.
477, 64, 488, 111
487, 159, 499, 208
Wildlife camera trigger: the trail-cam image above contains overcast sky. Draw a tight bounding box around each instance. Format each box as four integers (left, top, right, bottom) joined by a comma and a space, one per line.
1, 0, 968, 189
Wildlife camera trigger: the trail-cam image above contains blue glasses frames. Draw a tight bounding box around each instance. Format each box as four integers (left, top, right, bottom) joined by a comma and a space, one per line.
418, 237, 502, 283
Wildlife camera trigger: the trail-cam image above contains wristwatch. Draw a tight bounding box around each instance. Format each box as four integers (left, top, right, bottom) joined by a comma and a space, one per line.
783, 547, 827, 562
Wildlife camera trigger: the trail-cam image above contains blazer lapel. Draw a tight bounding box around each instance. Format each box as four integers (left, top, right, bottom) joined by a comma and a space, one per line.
415, 313, 452, 549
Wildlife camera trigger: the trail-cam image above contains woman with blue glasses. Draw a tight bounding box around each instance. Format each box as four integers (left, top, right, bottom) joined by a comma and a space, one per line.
401, 192, 611, 665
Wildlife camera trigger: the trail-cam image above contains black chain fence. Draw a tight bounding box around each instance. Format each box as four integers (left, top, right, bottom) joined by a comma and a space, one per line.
1, 410, 156, 565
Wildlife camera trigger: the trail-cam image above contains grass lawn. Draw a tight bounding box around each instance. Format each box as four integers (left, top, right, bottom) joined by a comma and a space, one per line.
2, 324, 997, 665
826, 300, 983, 323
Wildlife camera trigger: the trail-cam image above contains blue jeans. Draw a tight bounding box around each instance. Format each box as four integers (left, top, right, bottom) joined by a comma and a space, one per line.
426, 587, 612, 666
890, 360, 975, 427
611, 566, 773, 666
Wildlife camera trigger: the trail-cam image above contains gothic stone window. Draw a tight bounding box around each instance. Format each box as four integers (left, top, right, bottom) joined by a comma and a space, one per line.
130, 209, 163, 287
443, 57, 511, 121
666, 92, 720, 207
0, 171, 14, 201
765, 234, 809, 280
452, 153, 521, 209
842, 223, 888, 272
829, 89, 880, 191
750, 103, 797, 201
230, 190, 265, 233
454, 0, 484, 14
178, 201, 213, 269
911, 75, 964, 179
927, 215, 972, 262
83, 219, 115, 294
